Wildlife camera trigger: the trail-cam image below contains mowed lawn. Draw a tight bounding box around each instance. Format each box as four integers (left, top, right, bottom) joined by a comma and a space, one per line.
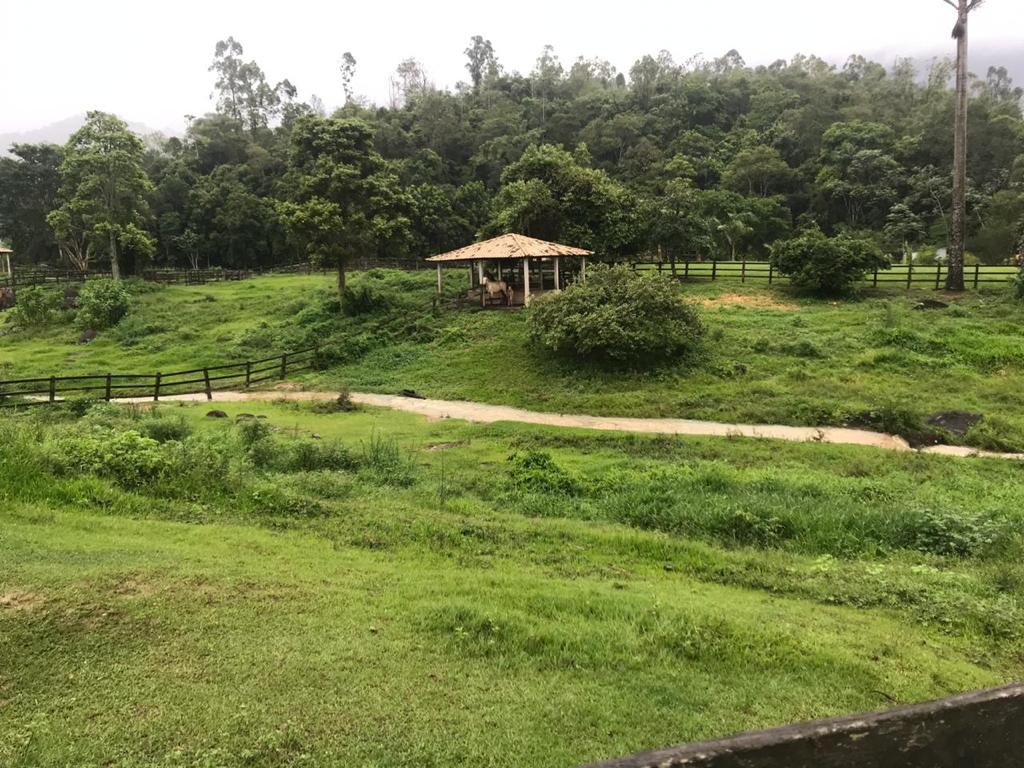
3, 270, 1023, 450
2, 401, 1024, 766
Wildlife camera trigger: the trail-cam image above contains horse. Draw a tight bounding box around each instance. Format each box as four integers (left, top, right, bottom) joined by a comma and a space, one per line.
481, 276, 513, 306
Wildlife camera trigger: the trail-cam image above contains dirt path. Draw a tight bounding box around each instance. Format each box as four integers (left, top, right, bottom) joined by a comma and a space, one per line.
117, 390, 1024, 461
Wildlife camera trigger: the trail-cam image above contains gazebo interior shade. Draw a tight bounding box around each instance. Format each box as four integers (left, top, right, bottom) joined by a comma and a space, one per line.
426, 233, 592, 263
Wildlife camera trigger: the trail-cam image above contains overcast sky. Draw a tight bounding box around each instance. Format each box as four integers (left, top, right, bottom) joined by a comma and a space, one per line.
1, 0, 1021, 134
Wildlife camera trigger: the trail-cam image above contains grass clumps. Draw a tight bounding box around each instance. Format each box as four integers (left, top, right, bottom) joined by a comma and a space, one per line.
528, 265, 705, 365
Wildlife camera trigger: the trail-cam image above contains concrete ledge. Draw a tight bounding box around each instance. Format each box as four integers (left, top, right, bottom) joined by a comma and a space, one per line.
580, 682, 1024, 768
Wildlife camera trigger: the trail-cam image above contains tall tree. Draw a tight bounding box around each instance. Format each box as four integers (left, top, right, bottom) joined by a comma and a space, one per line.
943, 0, 985, 290
0, 143, 63, 264
49, 112, 154, 279
340, 52, 357, 103
277, 116, 404, 298
464, 36, 499, 92
209, 37, 292, 135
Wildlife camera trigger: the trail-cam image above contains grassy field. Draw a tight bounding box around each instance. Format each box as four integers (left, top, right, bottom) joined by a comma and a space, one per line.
2, 399, 1024, 766
5, 269, 1022, 451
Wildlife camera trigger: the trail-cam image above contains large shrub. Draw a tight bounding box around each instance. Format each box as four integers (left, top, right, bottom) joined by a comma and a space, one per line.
771, 229, 889, 295
10, 285, 64, 326
528, 265, 704, 364
76, 279, 130, 329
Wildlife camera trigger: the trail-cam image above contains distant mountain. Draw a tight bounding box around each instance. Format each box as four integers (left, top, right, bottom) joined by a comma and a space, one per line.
0, 114, 177, 156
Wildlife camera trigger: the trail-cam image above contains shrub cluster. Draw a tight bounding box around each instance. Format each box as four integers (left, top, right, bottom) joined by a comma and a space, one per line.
771, 229, 889, 295
76, 279, 130, 330
528, 265, 705, 364
10, 285, 65, 326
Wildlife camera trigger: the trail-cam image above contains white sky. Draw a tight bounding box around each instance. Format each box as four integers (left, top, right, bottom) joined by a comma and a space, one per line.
1, 0, 1020, 134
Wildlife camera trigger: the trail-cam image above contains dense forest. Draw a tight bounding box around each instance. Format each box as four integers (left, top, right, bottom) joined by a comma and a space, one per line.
2, 37, 1024, 276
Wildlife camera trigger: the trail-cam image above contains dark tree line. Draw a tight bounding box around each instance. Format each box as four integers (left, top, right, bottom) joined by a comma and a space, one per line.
2, 36, 1024, 283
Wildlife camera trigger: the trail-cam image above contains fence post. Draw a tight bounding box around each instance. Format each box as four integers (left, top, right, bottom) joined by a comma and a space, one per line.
974, 263, 980, 289
741, 259, 747, 283
768, 263, 774, 285
49, 376, 56, 403
873, 268, 879, 288
154, 372, 162, 401
906, 264, 913, 290
203, 368, 212, 400
105, 373, 112, 402
684, 261, 690, 280
245, 361, 252, 388
935, 263, 942, 290
711, 261, 718, 281
280, 353, 288, 379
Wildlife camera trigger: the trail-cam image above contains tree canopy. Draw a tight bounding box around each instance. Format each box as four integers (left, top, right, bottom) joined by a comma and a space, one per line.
2, 37, 1023, 274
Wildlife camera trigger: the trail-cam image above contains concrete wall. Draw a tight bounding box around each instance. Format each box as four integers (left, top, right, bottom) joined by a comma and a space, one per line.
581, 682, 1024, 768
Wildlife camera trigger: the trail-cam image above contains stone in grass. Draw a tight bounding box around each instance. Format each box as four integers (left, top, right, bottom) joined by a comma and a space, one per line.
235, 413, 256, 420
77, 328, 97, 344
913, 299, 949, 311
206, 410, 229, 419
927, 411, 982, 437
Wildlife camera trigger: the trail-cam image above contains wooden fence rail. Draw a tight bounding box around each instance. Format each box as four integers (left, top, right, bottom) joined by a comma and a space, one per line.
0, 348, 317, 407
0, 263, 319, 290
630, 260, 1018, 289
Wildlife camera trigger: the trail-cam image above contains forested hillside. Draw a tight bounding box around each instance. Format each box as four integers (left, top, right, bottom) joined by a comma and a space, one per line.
2, 38, 1023, 272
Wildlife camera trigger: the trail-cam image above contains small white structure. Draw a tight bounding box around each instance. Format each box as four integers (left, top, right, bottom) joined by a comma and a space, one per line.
427, 233, 592, 307
0, 246, 12, 281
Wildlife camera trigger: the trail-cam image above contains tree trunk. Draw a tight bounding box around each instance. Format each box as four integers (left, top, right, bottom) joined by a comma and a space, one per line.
947, 1, 970, 292
109, 229, 121, 281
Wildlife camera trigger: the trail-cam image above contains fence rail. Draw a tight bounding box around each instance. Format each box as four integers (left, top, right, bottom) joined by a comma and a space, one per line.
0, 348, 317, 407
630, 260, 1018, 289
0, 263, 321, 290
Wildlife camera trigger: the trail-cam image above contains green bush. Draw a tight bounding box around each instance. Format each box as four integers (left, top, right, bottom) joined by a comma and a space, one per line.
11, 285, 64, 326
54, 428, 169, 489
1013, 267, 1024, 300
342, 285, 388, 316
528, 265, 705, 364
507, 451, 580, 496
909, 509, 1010, 558
771, 229, 889, 295
140, 415, 192, 443
76, 279, 130, 329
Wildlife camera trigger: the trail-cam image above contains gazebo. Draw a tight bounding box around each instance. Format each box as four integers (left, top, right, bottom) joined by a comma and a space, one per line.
426, 233, 593, 307
0, 246, 12, 282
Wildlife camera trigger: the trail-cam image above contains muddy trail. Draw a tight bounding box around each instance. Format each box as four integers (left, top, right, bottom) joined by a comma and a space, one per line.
114, 390, 1024, 462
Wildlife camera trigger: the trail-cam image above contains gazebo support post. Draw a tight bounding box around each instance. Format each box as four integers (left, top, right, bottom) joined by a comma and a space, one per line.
436, 264, 443, 294
554, 256, 561, 291
479, 261, 486, 307
523, 257, 531, 305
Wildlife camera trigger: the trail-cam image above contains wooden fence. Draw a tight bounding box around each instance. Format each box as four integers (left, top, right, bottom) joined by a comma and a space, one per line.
0, 348, 317, 407
630, 260, 1018, 289
582, 681, 1024, 768
0, 263, 315, 289
138, 268, 253, 285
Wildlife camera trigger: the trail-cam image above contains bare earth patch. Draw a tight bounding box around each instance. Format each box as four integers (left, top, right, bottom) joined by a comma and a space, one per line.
0, 591, 45, 612
700, 293, 799, 311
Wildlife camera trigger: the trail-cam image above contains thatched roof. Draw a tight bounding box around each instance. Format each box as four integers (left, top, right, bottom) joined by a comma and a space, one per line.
426, 233, 592, 263
0, 247, 12, 254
